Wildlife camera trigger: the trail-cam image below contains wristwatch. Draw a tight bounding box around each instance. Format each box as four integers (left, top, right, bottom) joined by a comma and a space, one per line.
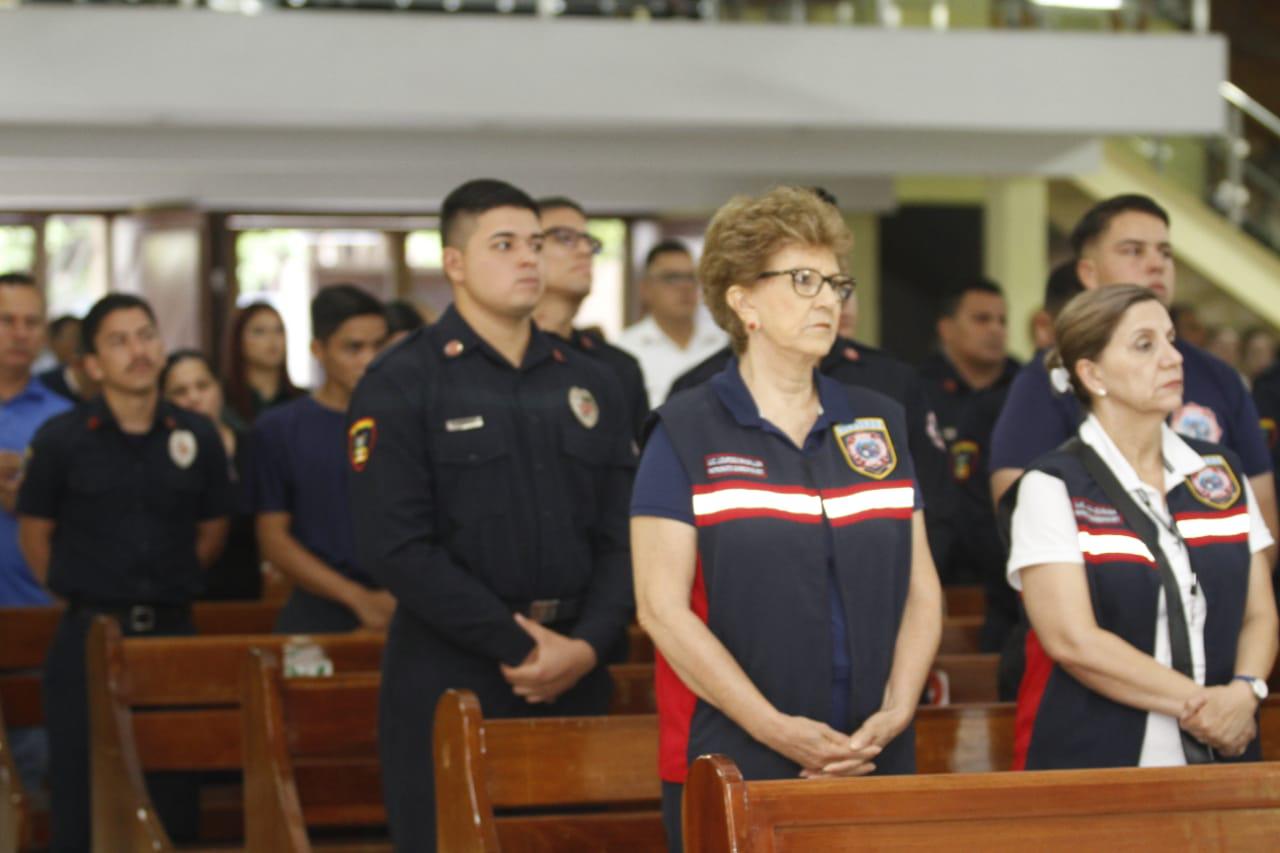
1233, 675, 1269, 702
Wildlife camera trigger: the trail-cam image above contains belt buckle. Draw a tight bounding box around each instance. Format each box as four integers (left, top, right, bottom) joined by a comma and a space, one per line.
129, 605, 155, 633
527, 599, 560, 625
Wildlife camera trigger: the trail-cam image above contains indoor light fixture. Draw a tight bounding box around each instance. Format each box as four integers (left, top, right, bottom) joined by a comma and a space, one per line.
1029, 0, 1125, 10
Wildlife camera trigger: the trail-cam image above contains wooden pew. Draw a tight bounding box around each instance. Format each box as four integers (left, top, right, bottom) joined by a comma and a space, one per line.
683, 756, 1280, 852
944, 585, 985, 618
241, 649, 385, 852
0, 600, 283, 849
0, 699, 23, 853
926, 653, 999, 705
86, 618, 385, 852
916, 703, 1015, 773
434, 688, 664, 853
239, 658, 663, 852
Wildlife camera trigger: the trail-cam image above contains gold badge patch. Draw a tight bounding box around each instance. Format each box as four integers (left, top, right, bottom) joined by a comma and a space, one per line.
348, 417, 377, 472
834, 418, 898, 480
569, 386, 599, 429
1185, 454, 1241, 510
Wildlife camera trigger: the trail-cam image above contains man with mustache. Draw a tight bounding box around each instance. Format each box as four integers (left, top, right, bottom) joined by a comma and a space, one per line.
17, 293, 232, 850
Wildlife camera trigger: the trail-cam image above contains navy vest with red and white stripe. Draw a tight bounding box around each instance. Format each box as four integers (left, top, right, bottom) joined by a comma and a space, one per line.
653, 379, 917, 783
1014, 439, 1258, 769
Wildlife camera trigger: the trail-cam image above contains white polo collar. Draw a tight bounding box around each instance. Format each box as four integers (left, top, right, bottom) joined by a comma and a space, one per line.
1079, 413, 1206, 498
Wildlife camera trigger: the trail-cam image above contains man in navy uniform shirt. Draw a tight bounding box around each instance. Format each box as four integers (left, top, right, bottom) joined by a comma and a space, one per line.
347, 179, 635, 851
988, 194, 1278, 556
253, 284, 391, 633
532, 195, 649, 439
18, 293, 231, 851
918, 279, 1020, 451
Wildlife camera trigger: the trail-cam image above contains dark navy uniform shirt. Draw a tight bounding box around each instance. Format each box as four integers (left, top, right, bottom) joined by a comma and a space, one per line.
989, 341, 1270, 478
251, 395, 369, 586
17, 397, 232, 604
346, 306, 635, 666
917, 352, 1020, 448
566, 327, 649, 440
1250, 361, 1280, 508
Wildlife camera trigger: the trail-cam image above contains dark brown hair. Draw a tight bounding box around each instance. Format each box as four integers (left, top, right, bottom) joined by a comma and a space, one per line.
1047, 284, 1163, 407
223, 302, 298, 424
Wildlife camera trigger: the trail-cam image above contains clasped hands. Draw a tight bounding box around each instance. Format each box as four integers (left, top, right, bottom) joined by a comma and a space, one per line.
767, 706, 911, 780
1178, 681, 1259, 757
500, 613, 597, 705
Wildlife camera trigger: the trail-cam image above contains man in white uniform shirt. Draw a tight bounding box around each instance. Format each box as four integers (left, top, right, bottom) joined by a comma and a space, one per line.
617, 240, 727, 405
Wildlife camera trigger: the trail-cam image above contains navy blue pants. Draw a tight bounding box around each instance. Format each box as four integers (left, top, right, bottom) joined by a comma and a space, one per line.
45, 607, 198, 852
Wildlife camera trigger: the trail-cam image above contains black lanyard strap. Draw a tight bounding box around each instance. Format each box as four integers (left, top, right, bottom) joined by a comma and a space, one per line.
1066, 437, 1213, 764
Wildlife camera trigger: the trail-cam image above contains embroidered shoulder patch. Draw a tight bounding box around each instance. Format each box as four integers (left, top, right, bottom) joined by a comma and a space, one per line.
1185, 454, 1241, 510
704, 454, 767, 479
1261, 417, 1278, 450
1072, 498, 1122, 527
1172, 402, 1223, 443
834, 418, 898, 480
950, 440, 979, 483
348, 417, 377, 473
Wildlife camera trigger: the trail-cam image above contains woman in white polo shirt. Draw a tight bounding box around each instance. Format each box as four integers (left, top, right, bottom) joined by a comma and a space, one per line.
1006, 285, 1276, 769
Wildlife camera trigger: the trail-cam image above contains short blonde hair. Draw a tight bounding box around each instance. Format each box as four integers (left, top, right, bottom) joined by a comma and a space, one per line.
699, 186, 852, 353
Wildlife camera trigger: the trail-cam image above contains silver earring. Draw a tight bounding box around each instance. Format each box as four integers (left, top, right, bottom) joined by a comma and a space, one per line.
1096, 387, 1108, 397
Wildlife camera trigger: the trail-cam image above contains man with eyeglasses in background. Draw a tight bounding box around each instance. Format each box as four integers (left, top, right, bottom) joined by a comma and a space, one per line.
533, 196, 649, 439
616, 239, 727, 405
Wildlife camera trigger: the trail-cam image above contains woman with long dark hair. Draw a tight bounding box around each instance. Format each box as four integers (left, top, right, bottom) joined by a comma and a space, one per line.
224, 302, 300, 425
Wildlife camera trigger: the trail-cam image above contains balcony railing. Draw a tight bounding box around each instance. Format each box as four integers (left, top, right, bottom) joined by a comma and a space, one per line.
0, 0, 1214, 31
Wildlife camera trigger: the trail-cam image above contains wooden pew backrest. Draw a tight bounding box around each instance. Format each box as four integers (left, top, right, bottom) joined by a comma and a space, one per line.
433, 689, 664, 853
685, 755, 1280, 853
241, 649, 384, 853
87, 618, 385, 852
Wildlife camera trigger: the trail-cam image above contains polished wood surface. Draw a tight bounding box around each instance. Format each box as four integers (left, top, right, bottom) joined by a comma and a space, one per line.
86, 619, 387, 852
241, 649, 384, 852
685, 755, 1280, 852
434, 689, 665, 853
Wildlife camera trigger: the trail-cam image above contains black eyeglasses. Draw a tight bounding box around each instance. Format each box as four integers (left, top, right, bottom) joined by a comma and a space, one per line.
756, 268, 857, 301
543, 227, 603, 255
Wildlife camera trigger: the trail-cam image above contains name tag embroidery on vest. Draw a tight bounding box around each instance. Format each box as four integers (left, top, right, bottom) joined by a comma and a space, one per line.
704, 453, 767, 479
1073, 498, 1122, 527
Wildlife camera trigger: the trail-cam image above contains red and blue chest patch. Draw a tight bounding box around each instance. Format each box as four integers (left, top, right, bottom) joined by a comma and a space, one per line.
834, 417, 898, 480
1184, 455, 1241, 510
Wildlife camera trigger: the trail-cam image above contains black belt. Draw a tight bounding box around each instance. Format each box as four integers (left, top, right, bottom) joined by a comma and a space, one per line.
508, 596, 582, 626
67, 600, 192, 633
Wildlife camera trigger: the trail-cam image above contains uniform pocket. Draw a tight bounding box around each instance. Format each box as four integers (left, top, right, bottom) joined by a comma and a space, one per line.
430, 428, 514, 580
560, 430, 615, 523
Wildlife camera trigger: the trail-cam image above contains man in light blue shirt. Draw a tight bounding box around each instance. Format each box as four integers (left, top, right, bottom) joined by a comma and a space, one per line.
0, 271, 74, 797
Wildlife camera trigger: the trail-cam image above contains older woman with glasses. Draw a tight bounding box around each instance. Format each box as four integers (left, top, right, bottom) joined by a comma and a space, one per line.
631, 186, 942, 851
